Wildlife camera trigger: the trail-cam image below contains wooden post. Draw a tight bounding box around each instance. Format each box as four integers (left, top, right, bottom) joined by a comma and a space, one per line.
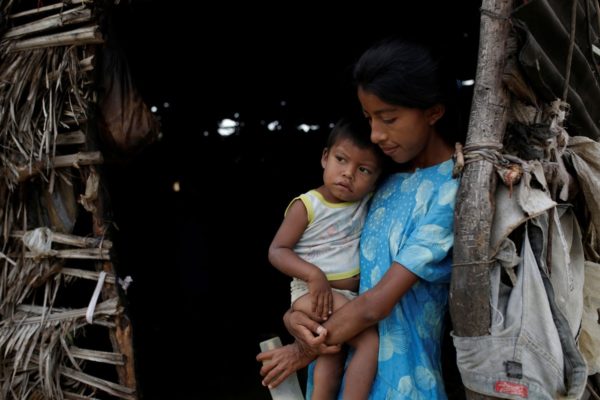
88, 165, 138, 395
450, 0, 513, 398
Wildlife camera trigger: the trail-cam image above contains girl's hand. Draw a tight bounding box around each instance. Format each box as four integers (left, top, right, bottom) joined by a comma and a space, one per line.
307, 269, 333, 321
256, 343, 313, 389
284, 309, 341, 355
256, 314, 340, 389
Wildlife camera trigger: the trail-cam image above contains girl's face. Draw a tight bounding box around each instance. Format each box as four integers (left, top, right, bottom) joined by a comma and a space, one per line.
320, 138, 381, 203
358, 87, 446, 168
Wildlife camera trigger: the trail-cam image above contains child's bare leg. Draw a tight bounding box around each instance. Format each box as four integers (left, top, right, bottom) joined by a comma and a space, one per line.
343, 326, 379, 400
292, 293, 332, 323
293, 293, 351, 400
311, 351, 345, 399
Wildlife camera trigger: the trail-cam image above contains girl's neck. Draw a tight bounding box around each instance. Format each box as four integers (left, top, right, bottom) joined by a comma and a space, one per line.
409, 130, 454, 171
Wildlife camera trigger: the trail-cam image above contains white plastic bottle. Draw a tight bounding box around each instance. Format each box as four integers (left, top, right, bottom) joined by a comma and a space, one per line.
259, 336, 304, 400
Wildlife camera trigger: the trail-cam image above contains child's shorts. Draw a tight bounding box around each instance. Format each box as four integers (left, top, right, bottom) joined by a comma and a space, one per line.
290, 277, 358, 305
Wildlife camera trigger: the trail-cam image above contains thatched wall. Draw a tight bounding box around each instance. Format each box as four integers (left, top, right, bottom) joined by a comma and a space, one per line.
0, 1, 137, 398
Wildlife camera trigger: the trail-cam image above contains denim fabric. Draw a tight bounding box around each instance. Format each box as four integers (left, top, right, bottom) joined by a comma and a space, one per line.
453, 170, 586, 399
580, 261, 600, 374
566, 136, 600, 374
455, 232, 564, 399
530, 207, 585, 338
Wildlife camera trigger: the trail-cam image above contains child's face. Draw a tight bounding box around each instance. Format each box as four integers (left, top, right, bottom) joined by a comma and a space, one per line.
321, 138, 382, 203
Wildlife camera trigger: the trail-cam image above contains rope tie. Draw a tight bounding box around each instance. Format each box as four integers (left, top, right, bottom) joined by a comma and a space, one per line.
453, 142, 515, 176
480, 8, 510, 21
453, 141, 526, 194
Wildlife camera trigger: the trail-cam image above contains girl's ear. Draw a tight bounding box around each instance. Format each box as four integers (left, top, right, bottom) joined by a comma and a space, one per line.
427, 104, 446, 125
321, 148, 329, 169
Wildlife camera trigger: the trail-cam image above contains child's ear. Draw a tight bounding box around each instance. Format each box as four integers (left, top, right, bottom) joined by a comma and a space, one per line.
427, 104, 446, 126
321, 148, 329, 169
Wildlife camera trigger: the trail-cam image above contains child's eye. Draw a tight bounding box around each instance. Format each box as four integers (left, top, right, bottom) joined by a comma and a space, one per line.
358, 167, 372, 175
382, 118, 396, 125
335, 155, 346, 163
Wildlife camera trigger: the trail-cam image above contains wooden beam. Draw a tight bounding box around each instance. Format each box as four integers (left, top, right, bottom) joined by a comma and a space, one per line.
61, 367, 136, 400
87, 166, 138, 396
8, 0, 88, 19
11, 26, 103, 52
61, 267, 116, 284
13, 230, 112, 249
69, 346, 125, 366
4, 7, 92, 39
15, 151, 103, 182
450, 0, 513, 398
23, 248, 110, 260
56, 130, 87, 145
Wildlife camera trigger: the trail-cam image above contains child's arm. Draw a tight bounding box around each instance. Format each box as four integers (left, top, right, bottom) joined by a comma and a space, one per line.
269, 199, 332, 321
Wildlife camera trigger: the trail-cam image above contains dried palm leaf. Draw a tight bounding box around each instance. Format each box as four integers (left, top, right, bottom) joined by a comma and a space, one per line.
0, 2, 135, 398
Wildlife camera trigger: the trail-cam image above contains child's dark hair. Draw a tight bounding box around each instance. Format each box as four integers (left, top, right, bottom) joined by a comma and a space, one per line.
353, 37, 460, 145
326, 116, 385, 164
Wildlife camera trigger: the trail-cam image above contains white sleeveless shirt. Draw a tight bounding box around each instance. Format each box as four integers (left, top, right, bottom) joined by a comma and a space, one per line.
287, 190, 371, 281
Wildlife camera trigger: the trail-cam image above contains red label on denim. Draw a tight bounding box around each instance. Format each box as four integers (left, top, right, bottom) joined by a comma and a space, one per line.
495, 381, 529, 398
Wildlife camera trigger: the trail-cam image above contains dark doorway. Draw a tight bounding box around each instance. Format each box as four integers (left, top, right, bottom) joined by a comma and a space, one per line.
104, 2, 481, 398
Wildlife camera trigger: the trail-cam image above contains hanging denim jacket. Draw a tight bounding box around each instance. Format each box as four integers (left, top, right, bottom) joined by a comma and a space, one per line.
452, 163, 587, 399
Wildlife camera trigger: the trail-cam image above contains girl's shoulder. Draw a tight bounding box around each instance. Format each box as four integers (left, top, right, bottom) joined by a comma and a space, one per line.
374, 158, 458, 204
388, 158, 456, 184
415, 158, 455, 177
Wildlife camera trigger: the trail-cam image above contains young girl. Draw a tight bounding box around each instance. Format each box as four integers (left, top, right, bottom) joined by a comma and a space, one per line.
268, 117, 384, 399
259, 37, 460, 399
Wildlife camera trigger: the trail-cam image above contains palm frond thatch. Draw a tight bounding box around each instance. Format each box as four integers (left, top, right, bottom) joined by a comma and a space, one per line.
0, 1, 137, 399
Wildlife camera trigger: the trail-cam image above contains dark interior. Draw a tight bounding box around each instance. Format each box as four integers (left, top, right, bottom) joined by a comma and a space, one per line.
105, 2, 481, 398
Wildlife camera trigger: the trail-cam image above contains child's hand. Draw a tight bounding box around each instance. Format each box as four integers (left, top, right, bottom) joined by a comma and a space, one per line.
307, 270, 333, 321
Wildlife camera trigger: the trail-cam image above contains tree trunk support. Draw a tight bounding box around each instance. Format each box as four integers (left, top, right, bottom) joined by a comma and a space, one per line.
450, 0, 514, 399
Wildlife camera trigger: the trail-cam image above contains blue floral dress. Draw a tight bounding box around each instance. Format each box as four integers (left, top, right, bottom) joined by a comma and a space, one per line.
360, 158, 458, 399
307, 158, 459, 399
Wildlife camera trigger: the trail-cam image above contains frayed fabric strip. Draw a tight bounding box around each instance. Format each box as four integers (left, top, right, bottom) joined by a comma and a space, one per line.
86, 271, 107, 324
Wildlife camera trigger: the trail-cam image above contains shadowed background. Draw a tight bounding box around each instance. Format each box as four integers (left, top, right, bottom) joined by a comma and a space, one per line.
104, 3, 480, 398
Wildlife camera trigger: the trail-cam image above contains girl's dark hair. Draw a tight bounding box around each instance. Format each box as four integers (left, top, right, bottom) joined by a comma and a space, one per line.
326, 116, 385, 164
353, 37, 460, 144
353, 37, 447, 108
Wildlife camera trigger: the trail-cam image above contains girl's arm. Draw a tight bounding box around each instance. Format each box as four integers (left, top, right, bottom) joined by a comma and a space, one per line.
316, 261, 418, 344
259, 261, 418, 388
269, 199, 332, 320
